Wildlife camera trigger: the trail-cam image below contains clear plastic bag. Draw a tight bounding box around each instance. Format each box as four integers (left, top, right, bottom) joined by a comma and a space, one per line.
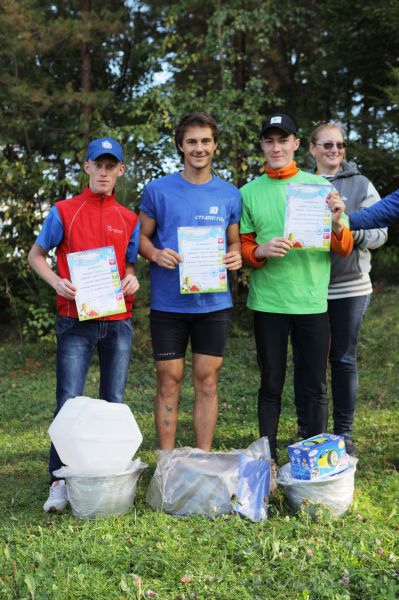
54, 458, 147, 519
277, 456, 357, 517
146, 438, 271, 522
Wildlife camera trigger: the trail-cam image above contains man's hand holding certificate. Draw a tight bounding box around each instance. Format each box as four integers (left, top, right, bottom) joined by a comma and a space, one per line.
253, 185, 346, 261
284, 183, 333, 251
326, 189, 346, 235
177, 226, 228, 293
67, 246, 127, 320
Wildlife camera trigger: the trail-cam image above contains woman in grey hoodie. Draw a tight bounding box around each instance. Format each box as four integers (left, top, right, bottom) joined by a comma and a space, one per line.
293, 122, 387, 455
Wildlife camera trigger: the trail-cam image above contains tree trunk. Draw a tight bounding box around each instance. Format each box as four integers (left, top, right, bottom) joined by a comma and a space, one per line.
80, 0, 92, 143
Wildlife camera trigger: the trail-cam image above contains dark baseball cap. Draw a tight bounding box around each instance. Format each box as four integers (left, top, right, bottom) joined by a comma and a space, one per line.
85, 137, 124, 162
260, 113, 297, 138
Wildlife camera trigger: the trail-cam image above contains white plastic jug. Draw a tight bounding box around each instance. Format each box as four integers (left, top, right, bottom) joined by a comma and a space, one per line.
49, 396, 143, 474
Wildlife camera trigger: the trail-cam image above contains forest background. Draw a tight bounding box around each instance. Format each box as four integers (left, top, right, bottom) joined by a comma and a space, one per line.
1, 4, 398, 597
1, 0, 399, 335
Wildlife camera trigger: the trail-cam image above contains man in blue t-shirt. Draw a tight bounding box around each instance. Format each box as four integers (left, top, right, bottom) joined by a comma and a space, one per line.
139, 112, 242, 451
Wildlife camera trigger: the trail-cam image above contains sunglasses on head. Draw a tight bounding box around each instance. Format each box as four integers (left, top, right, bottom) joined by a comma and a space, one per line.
315, 142, 346, 150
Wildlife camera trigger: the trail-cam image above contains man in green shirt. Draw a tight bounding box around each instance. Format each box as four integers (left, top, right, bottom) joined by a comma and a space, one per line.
240, 113, 353, 468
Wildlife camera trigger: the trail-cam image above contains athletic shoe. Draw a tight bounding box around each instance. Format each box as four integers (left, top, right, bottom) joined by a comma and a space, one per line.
296, 428, 308, 443
43, 480, 68, 513
344, 438, 358, 457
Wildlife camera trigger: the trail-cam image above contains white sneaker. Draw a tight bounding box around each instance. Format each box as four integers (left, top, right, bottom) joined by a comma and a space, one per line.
43, 480, 68, 513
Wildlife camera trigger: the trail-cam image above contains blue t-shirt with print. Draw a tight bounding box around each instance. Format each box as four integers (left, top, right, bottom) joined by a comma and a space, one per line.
140, 172, 242, 313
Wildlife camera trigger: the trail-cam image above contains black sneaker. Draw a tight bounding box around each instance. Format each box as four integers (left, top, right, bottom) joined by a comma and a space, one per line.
296, 428, 308, 442
344, 438, 358, 457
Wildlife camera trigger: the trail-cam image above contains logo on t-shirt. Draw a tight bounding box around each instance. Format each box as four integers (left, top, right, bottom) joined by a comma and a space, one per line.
195, 214, 225, 222
195, 205, 224, 222
107, 225, 123, 234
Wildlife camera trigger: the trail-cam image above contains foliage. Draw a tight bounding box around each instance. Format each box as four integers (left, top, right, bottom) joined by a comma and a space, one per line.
0, 0, 158, 323
145, 0, 280, 185
1, 0, 399, 323
22, 306, 56, 341
0, 284, 398, 598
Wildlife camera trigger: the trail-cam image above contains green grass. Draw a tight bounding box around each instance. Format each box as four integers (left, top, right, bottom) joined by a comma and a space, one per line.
0, 285, 398, 599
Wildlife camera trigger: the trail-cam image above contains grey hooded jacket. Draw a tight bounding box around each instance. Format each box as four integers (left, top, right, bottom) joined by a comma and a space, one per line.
325, 162, 387, 288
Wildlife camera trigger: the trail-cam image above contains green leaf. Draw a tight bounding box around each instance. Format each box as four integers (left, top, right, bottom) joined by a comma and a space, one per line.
24, 574, 36, 599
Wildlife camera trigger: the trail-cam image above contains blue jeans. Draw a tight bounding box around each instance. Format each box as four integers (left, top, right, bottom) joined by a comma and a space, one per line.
49, 317, 133, 481
293, 294, 371, 439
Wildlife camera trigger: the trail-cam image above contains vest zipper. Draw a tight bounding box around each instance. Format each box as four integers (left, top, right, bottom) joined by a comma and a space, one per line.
100, 193, 106, 321
100, 194, 104, 246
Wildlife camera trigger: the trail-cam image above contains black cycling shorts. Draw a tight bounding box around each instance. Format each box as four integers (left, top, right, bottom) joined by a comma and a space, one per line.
150, 309, 231, 361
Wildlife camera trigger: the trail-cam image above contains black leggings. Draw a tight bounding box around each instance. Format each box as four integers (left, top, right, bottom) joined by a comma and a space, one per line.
254, 311, 329, 459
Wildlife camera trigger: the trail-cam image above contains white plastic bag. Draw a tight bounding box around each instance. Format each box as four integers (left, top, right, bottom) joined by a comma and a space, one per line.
146, 438, 271, 522
54, 458, 147, 519
277, 456, 357, 517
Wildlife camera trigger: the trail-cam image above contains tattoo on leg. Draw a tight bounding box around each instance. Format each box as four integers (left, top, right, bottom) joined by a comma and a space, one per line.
165, 404, 173, 412
163, 419, 171, 426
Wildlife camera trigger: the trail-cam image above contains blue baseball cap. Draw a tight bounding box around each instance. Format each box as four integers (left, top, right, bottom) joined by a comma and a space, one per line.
85, 137, 124, 162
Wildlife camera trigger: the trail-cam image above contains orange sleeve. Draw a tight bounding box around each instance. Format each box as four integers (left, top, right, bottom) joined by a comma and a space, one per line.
240, 232, 266, 267
330, 226, 354, 256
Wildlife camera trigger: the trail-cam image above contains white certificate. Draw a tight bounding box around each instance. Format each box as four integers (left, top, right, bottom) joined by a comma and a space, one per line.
177, 226, 227, 294
284, 183, 333, 251
67, 246, 126, 320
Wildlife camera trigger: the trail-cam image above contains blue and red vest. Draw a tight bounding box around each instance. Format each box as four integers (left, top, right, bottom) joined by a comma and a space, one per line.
55, 186, 139, 319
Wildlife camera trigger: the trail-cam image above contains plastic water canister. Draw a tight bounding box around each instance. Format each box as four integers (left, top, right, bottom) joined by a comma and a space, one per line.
49, 396, 143, 474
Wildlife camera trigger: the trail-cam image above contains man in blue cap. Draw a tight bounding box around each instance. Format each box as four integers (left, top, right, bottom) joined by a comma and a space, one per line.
28, 137, 140, 512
